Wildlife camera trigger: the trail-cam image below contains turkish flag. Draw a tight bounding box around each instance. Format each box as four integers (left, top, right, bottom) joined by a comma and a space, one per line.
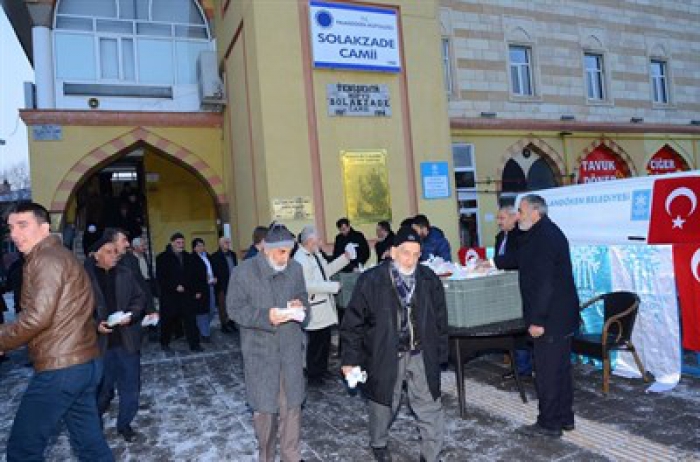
647, 176, 700, 244
673, 244, 700, 351
458, 246, 485, 265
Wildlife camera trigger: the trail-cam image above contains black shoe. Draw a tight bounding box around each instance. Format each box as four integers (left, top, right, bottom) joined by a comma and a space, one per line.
190, 345, 204, 352
118, 426, 138, 443
226, 320, 238, 331
201, 336, 212, 343
372, 446, 392, 462
516, 423, 562, 438
562, 423, 575, 432
308, 377, 324, 387
221, 324, 233, 334
161, 344, 172, 353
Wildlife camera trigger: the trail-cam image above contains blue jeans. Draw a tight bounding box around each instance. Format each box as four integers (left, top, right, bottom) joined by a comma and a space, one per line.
98, 347, 141, 432
7, 358, 113, 462
515, 348, 533, 375
196, 286, 217, 337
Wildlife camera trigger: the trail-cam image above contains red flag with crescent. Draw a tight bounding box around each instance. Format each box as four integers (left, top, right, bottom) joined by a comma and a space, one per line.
647, 176, 700, 244
673, 244, 700, 351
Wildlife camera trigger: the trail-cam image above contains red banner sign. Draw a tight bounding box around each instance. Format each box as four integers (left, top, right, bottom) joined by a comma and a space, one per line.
647, 146, 689, 175
578, 147, 630, 184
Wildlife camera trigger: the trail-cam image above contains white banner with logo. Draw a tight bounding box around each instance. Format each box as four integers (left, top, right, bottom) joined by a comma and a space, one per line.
309, 1, 400, 72
517, 171, 700, 246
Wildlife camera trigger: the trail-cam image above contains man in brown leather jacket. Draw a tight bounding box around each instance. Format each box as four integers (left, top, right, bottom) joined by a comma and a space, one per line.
0, 202, 113, 462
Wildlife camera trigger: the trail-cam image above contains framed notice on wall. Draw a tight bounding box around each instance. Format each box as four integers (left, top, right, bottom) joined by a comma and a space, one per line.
341, 150, 392, 224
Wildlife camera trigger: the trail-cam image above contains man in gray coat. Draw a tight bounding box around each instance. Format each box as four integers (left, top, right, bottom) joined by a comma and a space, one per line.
227, 224, 309, 462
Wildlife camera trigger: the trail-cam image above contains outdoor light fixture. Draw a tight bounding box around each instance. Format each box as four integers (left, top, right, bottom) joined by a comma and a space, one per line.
630, 117, 644, 123
88, 97, 99, 109
560, 115, 575, 121
480, 112, 497, 118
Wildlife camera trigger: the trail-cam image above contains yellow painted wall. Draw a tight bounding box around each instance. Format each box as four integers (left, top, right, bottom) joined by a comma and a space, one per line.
451, 129, 700, 245
27, 124, 223, 217
144, 151, 218, 255
218, 0, 458, 257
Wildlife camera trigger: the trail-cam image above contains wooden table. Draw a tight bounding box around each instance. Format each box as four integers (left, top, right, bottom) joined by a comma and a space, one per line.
449, 318, 529, 419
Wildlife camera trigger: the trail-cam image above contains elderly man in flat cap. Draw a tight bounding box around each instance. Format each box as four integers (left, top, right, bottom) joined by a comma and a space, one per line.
227, 223, 309, 462
341, 226, 449, 462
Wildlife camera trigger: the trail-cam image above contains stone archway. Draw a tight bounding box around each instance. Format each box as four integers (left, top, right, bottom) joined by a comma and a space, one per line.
50, 127, 227, 215
496, 135, 566, 191
574, 137, 638, 182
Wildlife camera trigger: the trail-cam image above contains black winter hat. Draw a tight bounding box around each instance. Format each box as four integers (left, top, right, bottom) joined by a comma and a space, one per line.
392, 226, 422, 248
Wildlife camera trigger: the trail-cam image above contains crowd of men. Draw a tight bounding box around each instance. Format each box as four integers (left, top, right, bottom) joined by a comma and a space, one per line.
0, 198, 579, 461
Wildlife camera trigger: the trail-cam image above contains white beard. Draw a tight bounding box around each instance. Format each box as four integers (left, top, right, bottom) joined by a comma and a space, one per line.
267, 257, 287, 272
395, 262, 416, 276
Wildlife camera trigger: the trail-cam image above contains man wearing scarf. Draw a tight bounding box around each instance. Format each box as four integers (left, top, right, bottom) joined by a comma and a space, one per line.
341, 226, 449, 462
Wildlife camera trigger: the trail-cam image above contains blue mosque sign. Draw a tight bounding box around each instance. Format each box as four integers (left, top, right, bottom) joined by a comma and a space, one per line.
309, 1, 401, 72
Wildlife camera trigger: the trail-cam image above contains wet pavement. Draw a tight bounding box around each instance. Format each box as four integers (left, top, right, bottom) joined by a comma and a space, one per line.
0, 321, 698, 461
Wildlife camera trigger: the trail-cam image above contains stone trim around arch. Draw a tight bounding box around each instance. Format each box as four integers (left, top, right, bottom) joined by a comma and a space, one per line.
495, 135, 566, 189
50, 127, 227, 212
644, 142, 693, 170
574, 137, 638, 181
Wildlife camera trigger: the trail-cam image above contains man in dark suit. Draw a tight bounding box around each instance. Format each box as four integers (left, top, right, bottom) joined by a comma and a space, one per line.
210, 236, 238, 333
156, 233, 202, 352
513, 195, 579, 438
85, 238, 152, 442
493, 205, 522, 269
332, 218, 370, 272
492, 206, 531, 379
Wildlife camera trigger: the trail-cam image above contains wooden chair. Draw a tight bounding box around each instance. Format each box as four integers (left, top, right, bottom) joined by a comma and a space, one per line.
572, 291, 649, 394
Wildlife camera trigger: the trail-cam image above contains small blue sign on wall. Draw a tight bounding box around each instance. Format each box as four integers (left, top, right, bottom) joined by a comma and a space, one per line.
421, 162, 450, 200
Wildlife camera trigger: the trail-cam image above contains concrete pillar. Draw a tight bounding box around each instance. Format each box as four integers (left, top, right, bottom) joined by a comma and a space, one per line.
26, 1, 56, 109
32, 25, 54, 108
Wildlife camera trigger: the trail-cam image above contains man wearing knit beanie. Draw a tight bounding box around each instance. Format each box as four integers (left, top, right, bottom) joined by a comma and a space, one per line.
227, 223, 310, 462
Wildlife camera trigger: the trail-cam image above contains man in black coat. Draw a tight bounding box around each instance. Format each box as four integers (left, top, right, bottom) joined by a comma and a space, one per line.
341, 226, 448, 462
332, 217, 370, 272
513, 195, 579, 439
493, 205, 523, 270
491, 205, 531, 379
156, 233, 202, 352
103, 228, 155, 313
85, 238, 152, 442
374, 220, 394, 264
210, 236, 238, 333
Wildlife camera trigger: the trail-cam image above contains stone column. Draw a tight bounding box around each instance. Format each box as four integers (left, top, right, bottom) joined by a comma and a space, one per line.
27, 1, 55, 109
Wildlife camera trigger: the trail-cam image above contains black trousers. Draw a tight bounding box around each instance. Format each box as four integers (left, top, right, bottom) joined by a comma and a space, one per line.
532, 334, 574, 431
160, 304, 200, 349
306, 327, 332, 379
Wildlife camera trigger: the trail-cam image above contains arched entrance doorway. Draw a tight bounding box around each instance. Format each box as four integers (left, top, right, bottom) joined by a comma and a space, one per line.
576, 138, 636, 184
647, 145, 690, 175
55, 128, 227, 258
500, 141, 564, 206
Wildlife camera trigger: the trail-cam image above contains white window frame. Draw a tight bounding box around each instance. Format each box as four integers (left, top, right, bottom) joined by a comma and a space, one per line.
53, 0, 210, 86
583, 52, 606, 101
650, 58, 670, 105
452, 143, 481, 247
508, 45, 534, 97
